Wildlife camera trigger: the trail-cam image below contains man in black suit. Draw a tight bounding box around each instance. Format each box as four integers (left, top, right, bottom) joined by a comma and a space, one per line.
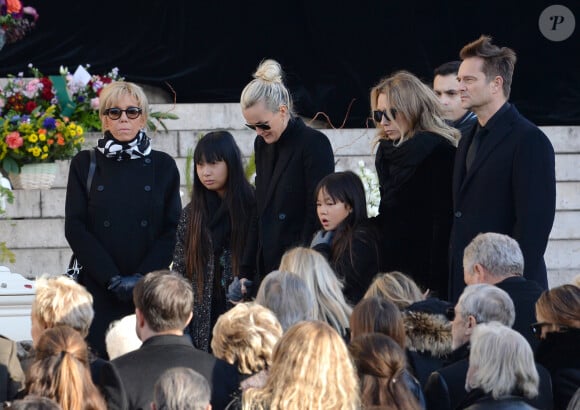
100, 270, 239, 410
424, 284, 553, 410
449, 35, 556, 302
433, 60, 477, 139
463, 232, 544, 351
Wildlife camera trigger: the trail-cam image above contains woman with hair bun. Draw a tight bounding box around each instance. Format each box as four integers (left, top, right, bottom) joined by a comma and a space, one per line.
240, 58, 334, 282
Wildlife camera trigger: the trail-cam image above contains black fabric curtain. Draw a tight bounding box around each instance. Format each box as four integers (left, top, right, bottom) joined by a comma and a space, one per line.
1, 0, 578, 126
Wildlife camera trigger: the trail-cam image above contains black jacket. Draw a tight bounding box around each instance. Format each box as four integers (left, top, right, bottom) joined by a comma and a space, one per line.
535, 328, 580, 409
449, 103, 555, 302
312, 223, 380, 304
458, 389, 539, 410
495, 276, 544, 351
253, 117, 334, 278
100, 334, 239, 410
425, 343, 553, 410
65, 148, 182, 358
374, 132, 455, 300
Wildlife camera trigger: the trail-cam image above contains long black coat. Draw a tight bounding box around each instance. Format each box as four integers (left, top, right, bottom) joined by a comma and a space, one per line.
253, 117, 334, 277
449, 104, 556, 302
65, 149, 182, 358
375, 132, 455, 299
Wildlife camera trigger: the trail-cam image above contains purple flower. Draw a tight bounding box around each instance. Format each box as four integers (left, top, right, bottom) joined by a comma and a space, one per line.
10, 115, 21, 123
43, 117, 56, 129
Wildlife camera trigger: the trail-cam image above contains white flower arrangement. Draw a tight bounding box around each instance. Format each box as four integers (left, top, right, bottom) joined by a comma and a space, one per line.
356, 160, 380, 217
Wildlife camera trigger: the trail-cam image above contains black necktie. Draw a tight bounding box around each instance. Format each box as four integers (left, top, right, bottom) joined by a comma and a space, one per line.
465, 126, 486, 171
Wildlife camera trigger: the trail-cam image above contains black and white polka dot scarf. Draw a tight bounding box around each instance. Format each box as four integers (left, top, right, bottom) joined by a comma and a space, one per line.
96, 130, 152, 161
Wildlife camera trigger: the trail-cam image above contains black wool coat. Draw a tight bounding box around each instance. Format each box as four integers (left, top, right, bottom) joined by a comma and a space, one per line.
65, 149, 182, 358
449, 104, 556, 302
100, 334, 239, 410
253, 117, 334, 278
374, 131, 455, 300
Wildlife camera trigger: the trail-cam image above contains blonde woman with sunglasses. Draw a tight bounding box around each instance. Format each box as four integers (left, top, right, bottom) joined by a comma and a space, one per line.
64, 81, 181, 358
240, 59, 334, 283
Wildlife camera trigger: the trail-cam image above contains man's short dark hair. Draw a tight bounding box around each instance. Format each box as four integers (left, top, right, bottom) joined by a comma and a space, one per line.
459, 35, 517, 98
133, 270, 193, 332
434, 61, 461, 78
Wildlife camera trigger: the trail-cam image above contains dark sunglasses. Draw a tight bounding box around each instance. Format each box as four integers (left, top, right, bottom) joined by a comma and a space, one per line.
445, 307, 455, 321
104, 107, 143, 120
529, 322, 570, 339
245, 122, 271, 131
373, 108, 398, 123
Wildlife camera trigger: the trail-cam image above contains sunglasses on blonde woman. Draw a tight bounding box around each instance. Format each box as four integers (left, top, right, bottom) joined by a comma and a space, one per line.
245, 122, 271, 131
373, 108, 398, 123
104, 107, 143, 120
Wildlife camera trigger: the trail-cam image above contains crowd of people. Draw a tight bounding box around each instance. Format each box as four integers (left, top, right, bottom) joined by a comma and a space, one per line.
0, 34, 577, 409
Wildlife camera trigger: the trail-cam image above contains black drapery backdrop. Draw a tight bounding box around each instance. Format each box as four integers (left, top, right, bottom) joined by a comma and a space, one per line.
1, 0, 578, 127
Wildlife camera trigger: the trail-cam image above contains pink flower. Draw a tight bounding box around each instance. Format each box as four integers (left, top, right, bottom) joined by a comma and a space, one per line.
90, 97, 100, 110
5, 131, 24, 149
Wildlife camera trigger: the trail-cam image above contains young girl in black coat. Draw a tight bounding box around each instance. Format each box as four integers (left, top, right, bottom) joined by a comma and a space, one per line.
172, 131, 255, 351
310, 171, 380, 304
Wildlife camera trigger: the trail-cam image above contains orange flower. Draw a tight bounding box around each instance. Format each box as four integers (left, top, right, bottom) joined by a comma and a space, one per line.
6, 0, 22, 13
57, 136, 65, 145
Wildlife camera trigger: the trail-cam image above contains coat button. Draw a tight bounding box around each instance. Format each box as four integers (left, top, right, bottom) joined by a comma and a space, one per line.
454, 211, 462, 218
144, 158, 152, 164
140, 220, 148, 227
103, 220, 110, 227
144, 185, 151, 192
97, 185, 104, 191
278, 213, 286, 220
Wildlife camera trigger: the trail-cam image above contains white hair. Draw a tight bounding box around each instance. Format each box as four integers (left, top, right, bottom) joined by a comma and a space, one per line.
467, 322, 539, 399
463, 232, 524, 278
457, 284, 515, 327
153, 367, 210, 410
105, 314, 142, 359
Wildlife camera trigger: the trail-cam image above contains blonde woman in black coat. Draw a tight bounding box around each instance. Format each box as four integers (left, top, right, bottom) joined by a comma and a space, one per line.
241, 59, 334, 281
370, 71, 459, 300
65, 82, 181, 358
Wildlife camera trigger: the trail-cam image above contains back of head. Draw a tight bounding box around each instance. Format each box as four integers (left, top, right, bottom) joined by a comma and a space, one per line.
279, 247, 352, 333
133, 270, 194, 332
433, 61, 461, 78
6, 395, 63, 410
99, 81, 150, 119
255, 270, 315, 331
105, 314, 142, 360
211, 302, 283, 374
535, 284, 580, 328
27, 325, 106, 410
370, 70, 458, 145
467, 322, 539, 399
315, 171, 368, 223
463, 232, 524, 279
459, 35, 517, 99
32, 276, 94, 338
458, 284, 515, 327
153, 367, 210, 410
243, 320, 360, 410
364, 271, 425, 309
240, 59, 293, 114
350, 297, 406, 347
349, 333, 420, 410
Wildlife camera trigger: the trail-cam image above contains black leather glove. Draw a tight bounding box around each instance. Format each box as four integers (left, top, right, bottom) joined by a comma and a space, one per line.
107, 274, 143, 303
227, 277, 253, 303
310, 230, 335, 248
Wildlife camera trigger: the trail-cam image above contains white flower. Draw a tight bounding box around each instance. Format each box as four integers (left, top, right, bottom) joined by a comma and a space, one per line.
356, 161, 380, 217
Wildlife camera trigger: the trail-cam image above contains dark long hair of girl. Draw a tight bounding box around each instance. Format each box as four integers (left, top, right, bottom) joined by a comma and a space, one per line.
315, 171, 373, 272
185, 131, 254, 298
